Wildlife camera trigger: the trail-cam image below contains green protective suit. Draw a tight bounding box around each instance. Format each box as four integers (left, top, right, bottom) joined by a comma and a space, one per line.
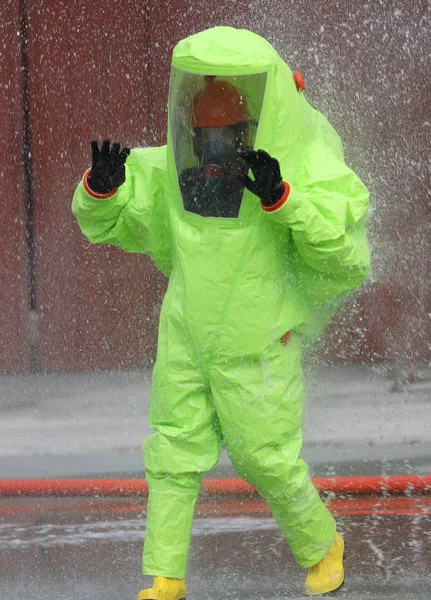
72, 27, 370, 578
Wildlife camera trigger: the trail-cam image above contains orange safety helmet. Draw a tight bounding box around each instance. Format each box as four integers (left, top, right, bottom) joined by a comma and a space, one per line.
191, 77, 249, 128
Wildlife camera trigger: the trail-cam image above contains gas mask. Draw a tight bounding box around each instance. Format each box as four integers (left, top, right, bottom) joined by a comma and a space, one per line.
192, 123, 250, 180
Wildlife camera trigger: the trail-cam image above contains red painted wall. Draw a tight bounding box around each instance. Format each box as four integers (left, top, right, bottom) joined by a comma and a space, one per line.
2, 0, 429, 372
0, 1, 30, 373
25, 1, 162, 371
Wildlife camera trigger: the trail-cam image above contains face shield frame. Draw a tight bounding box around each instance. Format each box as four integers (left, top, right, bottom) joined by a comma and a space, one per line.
169, 69, 267, 219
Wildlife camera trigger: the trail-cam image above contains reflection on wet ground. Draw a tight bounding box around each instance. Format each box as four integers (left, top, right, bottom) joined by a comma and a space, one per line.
0, 494, 430, 599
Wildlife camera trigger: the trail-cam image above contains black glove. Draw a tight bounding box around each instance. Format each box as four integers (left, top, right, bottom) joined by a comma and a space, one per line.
88, 139, 130, 194
240, 149, 284, 207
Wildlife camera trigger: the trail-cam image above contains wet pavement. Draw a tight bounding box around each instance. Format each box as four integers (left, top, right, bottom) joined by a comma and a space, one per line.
1, 493, 430, 599
1, 366, 430, 597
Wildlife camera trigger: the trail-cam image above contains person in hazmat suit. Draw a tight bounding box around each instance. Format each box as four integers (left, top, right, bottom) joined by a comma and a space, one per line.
72, 27, 370, 600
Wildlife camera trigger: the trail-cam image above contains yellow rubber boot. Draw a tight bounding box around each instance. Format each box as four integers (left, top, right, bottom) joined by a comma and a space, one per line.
137, 577, 187, 600
305, 532, 345, 596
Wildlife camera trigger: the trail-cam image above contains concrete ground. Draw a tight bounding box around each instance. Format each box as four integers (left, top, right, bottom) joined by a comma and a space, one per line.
0, 363, 430, 479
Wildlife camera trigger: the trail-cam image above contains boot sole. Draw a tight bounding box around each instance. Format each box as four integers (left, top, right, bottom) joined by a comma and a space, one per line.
326, 579, 344, 595
137, 594, 186, 600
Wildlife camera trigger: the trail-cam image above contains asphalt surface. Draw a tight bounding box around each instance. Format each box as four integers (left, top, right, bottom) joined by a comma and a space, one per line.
1, 494, 430, 599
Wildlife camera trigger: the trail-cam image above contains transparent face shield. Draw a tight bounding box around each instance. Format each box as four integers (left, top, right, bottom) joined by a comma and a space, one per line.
169, 69, 267, 218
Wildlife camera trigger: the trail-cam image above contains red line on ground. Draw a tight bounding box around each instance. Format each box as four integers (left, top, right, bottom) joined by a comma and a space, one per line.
0, 475, 430, 497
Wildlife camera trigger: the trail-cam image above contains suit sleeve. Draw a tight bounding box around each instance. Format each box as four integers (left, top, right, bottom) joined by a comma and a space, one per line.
72, 145, 172, 277
265, 133, 371, 294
